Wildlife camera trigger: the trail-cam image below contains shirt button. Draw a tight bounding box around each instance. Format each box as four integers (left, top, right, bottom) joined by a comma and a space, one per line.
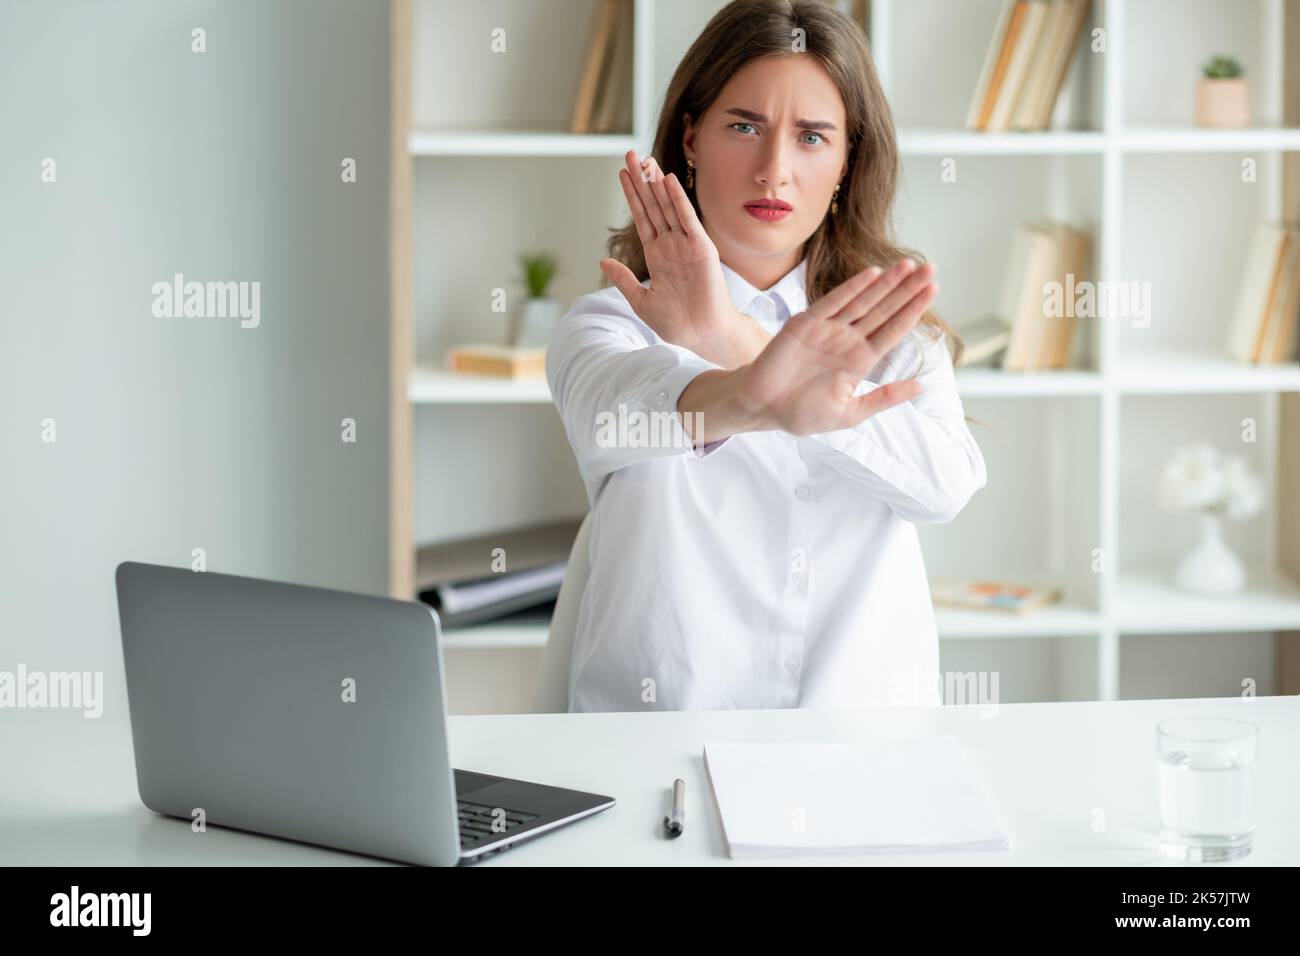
785, 655, 800, 672
655, 390, 667, 405
791, 571, 806, 588
795, 484, 811, 500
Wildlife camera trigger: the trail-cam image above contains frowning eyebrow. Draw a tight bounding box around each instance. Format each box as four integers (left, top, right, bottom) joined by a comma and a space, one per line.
723, 107, 838, 132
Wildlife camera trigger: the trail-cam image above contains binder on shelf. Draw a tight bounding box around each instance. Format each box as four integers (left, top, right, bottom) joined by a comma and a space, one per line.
570, 0, 633, 135
1226, 222, 1300, 364
417, 517, 583, 589
985, 0, 1050, 133
994, 219, 1093, 372
966, 0, 1027, 132
1008, 0, 1070, 131
998, 223, 1057, 370
1026, 221, 1072, 369
593, 0, 634, 133
416, 517, 584, 629
1028, 0, 1091, 130
967, 0, 1091, 133
426, 563, 566, 629
1262, 238, 1300, 362
1033, 221, 1092, 369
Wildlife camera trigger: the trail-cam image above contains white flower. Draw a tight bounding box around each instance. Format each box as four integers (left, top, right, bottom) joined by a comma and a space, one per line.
1221, 454, 1264, 520
1157, 443, 1264, 520
1157, 443, 1223, 513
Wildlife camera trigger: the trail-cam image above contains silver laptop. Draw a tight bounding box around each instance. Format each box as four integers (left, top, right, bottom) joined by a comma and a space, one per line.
114, 561, 614, 866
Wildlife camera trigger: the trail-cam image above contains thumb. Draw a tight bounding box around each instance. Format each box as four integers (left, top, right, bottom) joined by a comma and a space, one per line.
599, 258, 645, 309
849, 379, 924, 424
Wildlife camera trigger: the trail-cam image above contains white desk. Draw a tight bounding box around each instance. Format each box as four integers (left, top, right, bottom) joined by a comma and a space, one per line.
3, 696, 1296, 866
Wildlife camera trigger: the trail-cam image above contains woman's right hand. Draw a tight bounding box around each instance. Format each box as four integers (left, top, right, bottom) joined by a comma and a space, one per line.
736, 258, 939, 436
599, 150, 748, 365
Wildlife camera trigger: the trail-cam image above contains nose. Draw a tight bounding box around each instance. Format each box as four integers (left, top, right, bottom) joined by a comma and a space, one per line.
755, 136, 792, 190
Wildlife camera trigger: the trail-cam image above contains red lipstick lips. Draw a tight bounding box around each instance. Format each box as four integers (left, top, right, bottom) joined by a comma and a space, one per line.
744, 198, 793, 222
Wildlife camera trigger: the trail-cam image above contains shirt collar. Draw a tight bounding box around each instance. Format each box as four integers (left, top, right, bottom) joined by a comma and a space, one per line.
720, 256, 809, 322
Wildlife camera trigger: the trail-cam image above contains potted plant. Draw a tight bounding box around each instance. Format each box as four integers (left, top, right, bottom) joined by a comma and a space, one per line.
1195, 55, 1250, 128
513, 251, 560, 349
1156, 443, 1263, 594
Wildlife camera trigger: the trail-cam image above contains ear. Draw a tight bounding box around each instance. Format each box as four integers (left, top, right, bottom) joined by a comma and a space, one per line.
682, 113, 695, 161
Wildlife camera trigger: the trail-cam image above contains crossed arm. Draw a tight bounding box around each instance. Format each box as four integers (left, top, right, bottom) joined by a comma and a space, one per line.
548, 148, 986, 524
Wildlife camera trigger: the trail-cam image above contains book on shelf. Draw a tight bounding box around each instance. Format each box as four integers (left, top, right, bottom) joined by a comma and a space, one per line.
953, 316, 1013, 368
426, 562, 567, 629
1225, 221, 1300, 365
966, 0, 1091, 133
570, 0, 633, 135
965, 219, 1091, 372
445, 343, 547, 379
930, 578, 1063, 615
416, 517, 583, 628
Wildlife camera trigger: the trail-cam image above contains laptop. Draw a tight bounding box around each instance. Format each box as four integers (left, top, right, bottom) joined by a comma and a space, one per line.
114, 561, 615, 866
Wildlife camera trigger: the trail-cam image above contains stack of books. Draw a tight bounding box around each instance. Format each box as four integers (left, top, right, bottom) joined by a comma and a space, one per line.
958, 220, 1093, 371
445, 343, 547, 379
416, 517, 584, 629
930, 578, 1063, 616
965, 0, 1092, 133
1225, 222, 1300, 364
570, 0, 634, 134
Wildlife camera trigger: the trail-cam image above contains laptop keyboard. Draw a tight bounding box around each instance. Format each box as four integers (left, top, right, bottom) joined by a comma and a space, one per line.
457, 801, 540, 848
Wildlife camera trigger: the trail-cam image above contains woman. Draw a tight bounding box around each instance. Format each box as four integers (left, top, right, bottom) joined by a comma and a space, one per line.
545, 0, 988, 712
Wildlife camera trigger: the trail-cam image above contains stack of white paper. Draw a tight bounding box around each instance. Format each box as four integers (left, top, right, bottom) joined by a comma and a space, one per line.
703, 737, 1011, 858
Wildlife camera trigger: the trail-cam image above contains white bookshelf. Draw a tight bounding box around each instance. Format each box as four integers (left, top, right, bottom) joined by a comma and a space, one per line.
407, 130, 639, 157
394, 0, 1300, 708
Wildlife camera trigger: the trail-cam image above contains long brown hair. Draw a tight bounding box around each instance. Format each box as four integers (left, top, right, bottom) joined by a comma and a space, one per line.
605, 0, 964, 377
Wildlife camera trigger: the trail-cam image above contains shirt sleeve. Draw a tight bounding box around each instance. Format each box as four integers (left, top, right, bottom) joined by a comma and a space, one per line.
793, 327, 988, 525
546, 288, 733, 483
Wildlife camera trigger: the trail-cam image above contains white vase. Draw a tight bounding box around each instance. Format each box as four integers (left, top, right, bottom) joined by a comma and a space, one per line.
514, 297, 560, 348
1174, 512, 1246, 595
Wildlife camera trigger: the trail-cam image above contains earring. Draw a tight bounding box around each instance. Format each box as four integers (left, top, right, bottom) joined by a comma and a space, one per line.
831, 183, 840, 216
686, 158, 695, 190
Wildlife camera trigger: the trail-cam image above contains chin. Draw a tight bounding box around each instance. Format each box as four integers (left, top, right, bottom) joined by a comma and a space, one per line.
754, 234, 804, 258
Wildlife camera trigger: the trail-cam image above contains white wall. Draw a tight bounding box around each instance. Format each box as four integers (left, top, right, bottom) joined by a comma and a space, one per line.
0, 0, 392, 720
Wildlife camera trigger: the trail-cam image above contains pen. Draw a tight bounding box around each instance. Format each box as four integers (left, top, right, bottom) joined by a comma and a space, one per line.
663, 778, 685, 837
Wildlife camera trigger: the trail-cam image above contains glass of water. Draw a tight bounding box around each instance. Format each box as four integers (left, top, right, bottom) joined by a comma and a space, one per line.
1157, 716, 1258, 862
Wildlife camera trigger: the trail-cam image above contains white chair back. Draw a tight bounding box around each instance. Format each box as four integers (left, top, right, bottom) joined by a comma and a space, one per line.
530, 511, 593, 713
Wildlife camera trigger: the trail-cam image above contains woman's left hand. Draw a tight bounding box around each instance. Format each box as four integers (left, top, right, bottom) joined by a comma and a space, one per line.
599, 150, 747, 365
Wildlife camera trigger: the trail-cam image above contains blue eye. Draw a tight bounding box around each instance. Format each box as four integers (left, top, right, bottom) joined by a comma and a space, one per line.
730, 122, 828, 145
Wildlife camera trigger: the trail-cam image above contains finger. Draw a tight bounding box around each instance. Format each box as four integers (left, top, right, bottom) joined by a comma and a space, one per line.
847, 379, 925, 424
806, 265, 884, 321
822, 267, 883, 322
598, 257, 646, 310
665, 173, 704, 238
856, 261, 937, 334
646, 158, 682, 233
617, 168, 657, 246
868, 282, 938, 358
626, 150, 669, 236
842, 258, 918, 327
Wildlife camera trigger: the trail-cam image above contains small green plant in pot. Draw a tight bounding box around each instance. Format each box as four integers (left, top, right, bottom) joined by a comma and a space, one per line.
513, 252, 560, 348
1195, 55, 1250, 128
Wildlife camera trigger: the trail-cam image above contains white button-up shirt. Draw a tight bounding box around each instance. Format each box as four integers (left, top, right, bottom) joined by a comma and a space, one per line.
545, 256, 988, 712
